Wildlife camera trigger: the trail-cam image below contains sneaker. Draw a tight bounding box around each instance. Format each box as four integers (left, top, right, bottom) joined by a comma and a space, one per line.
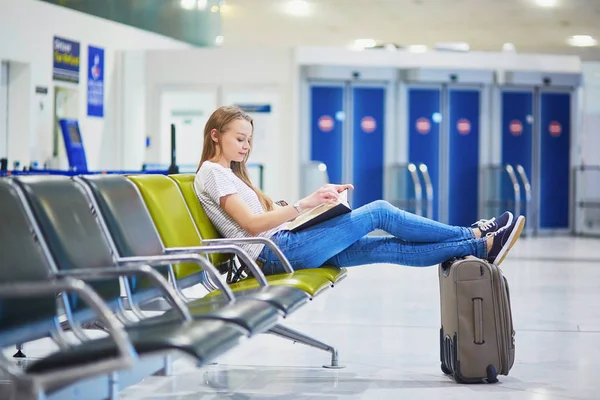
472, 211, 513, 237
486, 215, 525, 265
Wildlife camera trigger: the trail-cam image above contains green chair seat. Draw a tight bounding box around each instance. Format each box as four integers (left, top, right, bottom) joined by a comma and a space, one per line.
301, 266, 348, 284
206, 272, 331, 299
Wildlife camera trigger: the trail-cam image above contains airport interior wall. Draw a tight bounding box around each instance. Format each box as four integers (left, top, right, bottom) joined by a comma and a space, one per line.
0, 0, 191, 171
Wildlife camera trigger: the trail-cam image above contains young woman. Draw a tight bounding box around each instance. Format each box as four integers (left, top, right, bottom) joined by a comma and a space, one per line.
194, 106, 525, 276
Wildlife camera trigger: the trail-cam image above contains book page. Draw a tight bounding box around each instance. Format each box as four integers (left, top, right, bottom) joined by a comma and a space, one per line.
285, 190, 349, 230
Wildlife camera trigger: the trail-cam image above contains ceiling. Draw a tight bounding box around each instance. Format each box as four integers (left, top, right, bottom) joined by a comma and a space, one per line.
219, 0, 600, 60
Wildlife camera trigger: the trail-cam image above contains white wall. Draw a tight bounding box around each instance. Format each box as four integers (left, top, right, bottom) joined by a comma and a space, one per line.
0, 0, 191, 170
141, 47, 297, 201
580, 62, 600, 167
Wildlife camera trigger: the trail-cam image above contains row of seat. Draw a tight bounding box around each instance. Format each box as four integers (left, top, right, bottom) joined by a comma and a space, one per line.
0, 173, 348, 399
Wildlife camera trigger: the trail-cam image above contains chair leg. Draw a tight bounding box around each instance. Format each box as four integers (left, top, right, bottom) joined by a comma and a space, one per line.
13, 343, 25, 358
268, 324, 345, 369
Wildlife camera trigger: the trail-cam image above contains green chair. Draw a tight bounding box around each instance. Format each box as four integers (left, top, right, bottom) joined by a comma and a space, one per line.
126, 174, 344, 368
128, 174, 334, 298
169, 173, 348, 286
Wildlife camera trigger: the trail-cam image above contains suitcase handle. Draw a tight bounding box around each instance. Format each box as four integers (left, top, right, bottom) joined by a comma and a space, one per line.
473, 297, 485, 345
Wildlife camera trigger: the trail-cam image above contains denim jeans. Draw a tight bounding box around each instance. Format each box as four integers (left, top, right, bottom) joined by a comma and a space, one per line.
256, 200, 488, 276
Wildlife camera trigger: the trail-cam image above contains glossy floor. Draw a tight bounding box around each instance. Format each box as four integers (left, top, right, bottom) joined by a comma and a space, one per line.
116, 236, 600, 400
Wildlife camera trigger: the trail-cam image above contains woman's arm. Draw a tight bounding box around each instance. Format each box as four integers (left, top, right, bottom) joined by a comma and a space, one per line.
221, 183, 354, 236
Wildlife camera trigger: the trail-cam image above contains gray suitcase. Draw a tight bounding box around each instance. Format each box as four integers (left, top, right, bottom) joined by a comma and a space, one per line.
439, 256, 515, 383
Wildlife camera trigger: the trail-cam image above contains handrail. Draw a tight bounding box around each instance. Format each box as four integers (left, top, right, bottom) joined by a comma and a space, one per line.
389, 163, 424, 216
418, 163, 434, 220
504, 164, 521, 218
515, 165, 532, 234
408, 163, 422, 216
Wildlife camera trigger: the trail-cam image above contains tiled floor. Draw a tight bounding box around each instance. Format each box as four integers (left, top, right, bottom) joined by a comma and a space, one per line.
114, 236, 600, 400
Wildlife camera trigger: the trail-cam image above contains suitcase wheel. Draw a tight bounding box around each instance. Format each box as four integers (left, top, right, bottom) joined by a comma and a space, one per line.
486, 365, 498, 383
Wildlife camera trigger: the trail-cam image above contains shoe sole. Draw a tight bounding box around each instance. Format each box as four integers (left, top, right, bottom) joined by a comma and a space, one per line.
492, 216, 525, 265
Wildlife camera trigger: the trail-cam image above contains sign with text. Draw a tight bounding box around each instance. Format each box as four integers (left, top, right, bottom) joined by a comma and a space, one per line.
53, 36, 80, 83
87, 45, 105, 117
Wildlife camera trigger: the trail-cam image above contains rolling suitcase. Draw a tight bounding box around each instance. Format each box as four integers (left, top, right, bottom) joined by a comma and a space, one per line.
439, 256, 515, 383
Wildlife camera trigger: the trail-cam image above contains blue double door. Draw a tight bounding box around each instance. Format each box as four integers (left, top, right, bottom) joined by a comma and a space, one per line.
407, 86, 481, 226
501, 89, 572, 231
310, 83, 386, 209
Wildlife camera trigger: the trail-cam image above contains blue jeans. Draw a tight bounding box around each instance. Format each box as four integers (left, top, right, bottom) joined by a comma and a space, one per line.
256, 200, 488, 275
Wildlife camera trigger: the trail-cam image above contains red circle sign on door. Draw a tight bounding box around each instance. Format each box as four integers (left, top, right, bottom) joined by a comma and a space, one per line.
416, 117, 431, 134
549, 121, 562, 137
361, 116, 377, 133
510, 120, 523, 136
318, 115, 334, 132
457, 118, 471, 135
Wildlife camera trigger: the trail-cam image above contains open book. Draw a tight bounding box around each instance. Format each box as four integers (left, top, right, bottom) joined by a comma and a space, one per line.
285, 190, 352, 233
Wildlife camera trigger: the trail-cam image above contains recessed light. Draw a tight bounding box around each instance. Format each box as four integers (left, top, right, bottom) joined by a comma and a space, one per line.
180, 0, 196, 10
211, 5, 220, 12
502, 42, 517, 52
215, 35, 224, 45
284, 0, 310, 17
354, 39, 377, 49
197, 0, 207, 10
535, 0, 558, 7
566, 35, 598, 47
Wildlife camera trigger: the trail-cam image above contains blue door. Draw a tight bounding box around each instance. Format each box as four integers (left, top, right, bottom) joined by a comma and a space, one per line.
447, 89, 480, 227
501, 90, 533, 216
539, 92, 571, 229
352, 87, 385, 208
408, 87, 441, 220
310, 85, 344, 185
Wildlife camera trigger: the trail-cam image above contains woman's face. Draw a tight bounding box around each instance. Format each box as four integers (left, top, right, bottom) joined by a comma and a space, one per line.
215, 118, 253, 164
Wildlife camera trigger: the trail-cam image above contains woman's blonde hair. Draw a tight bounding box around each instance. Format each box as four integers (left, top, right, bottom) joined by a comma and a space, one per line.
197, 105, 274, 211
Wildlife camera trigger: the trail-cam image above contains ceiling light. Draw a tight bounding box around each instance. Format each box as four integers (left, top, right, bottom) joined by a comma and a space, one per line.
502, 42, 517, 52
197, 0, 207, 10
215, 35, 224, 45
535, 0, 557, 7
180, 0, 196, 10
407, 45, 428, 53
354, 39, 377, 49
566, 35, 598, 47
284, 0, 310, 17
211, 5, 220, 12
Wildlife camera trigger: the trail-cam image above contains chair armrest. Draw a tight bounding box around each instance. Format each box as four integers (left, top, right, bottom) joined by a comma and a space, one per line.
54, 265, 192, 322
0, 277, 137, 375
116, 254, 235, 302
165, 244, 269, 286
201, 237, 294, 273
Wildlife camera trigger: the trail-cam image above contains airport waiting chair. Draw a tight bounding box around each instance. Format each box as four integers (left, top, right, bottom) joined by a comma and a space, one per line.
0, 178, 242, 400
126, 174, 344, 368
11, 175, 281, 337
74, 174, 309, 317
168, 173, 348, 286
127, 174, 333, 298
0, 178, 136, 400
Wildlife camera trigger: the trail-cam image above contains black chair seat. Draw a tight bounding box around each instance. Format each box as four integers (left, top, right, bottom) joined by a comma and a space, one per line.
194, 286, 310, 316
168, 298, 281, 335
26, 319, 245, 374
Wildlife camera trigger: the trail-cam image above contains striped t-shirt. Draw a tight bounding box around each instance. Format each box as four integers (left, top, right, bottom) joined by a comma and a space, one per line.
194, 161, 286, 260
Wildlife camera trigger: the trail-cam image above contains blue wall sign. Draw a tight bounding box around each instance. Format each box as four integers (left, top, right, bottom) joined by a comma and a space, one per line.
53, 36, 80, 83
87, 45, 105, 117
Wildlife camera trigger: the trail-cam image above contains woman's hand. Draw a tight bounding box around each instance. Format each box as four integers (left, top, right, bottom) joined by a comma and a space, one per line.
298, 183, 354, 211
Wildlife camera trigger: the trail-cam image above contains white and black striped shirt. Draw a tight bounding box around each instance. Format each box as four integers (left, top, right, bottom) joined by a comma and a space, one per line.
194, 161, 286, 260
